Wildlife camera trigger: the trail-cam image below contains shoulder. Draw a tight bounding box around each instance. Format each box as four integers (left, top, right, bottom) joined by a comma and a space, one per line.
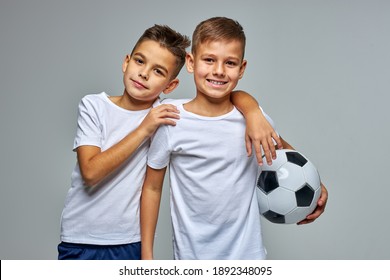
80, 92, 107, 104
76, 93, 112, 123
78, 92, 109, 110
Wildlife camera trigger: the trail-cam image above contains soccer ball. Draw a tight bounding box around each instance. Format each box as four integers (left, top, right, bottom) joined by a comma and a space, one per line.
256, 149, 321, 224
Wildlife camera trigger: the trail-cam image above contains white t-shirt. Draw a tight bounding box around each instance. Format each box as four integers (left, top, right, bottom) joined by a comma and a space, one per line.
148, 101, 275, 259
60, 92, 158, 245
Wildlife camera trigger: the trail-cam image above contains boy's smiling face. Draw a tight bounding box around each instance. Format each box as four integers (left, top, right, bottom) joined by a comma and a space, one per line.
122, 40, 179, 106
186, 39, 246, 101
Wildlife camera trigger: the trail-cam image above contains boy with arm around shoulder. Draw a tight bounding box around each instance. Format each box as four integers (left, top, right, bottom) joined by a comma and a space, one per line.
140, 17, 328, 260
58, 25, 190, 260
59, 23, 280, 260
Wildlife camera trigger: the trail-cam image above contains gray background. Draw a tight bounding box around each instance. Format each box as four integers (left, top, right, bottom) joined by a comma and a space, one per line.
1, 0, 389, 260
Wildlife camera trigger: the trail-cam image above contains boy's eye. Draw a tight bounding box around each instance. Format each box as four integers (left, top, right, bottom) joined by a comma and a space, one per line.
154, 69, 165, 76
135, 58, 144, 64
226, 61, 237, 66
204, 58, 214, 63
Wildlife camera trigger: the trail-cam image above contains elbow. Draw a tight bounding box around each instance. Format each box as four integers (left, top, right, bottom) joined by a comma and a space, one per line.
80, 169, 100, 188
83, 178, 98, 188
82, 177, 99, 188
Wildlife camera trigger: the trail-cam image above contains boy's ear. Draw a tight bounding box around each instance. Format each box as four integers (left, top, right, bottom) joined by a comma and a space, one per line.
238, 59, 247, 79
122, 55, 131, 73
162, 78, 179, 95
185, 53, 194, 73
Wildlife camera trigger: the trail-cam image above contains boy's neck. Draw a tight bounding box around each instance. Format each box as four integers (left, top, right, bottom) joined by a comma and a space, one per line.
184, 94, 234, 117
109, 90, 156, 111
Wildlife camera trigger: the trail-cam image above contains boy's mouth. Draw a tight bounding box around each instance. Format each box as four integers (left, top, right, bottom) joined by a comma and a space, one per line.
132, 79, 148, 89
207, 79, 227, 85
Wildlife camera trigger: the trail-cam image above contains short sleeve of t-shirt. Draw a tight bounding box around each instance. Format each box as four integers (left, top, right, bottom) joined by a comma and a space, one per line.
73, 96, 102, 150
148, 98, 190, 169
147, 125, 171, 169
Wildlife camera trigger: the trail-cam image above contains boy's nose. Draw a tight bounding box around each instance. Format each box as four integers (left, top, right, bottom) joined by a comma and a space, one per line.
138, 72, 149, 80
212, 63, 225, 76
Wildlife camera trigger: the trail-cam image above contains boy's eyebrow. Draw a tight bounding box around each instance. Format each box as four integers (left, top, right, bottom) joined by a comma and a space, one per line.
133, 52, 170, 75
201, 54, 242, 63
200, 52, 241, 60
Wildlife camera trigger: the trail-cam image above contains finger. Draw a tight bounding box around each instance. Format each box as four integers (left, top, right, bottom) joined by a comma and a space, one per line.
273, 133, 283, 149
317, 187, 328, 207
306, 205, 324, 220
158, 112, 180, 119
268, 137, 277, 159
299, 210, 320, 224
253, 142, 264, 166
305, 211, 319, 221
159, 119, 177, 126
159, 108, 179, 115
156, 104, 179, 113
320, 184, 328, 199
297, 219, 314, 225
262, 143, 273, 166
154, 109, 180, 119
245, 134, 252, 157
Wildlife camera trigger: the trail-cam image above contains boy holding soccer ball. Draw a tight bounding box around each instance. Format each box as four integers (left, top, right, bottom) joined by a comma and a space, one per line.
59, 23, 283, 260
141, 17, 328, 260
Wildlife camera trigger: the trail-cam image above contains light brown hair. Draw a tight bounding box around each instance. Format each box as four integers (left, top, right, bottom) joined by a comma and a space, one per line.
191, 17, 246, 58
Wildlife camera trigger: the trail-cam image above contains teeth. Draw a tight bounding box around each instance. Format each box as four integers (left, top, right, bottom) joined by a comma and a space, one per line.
209, 80, 226, 85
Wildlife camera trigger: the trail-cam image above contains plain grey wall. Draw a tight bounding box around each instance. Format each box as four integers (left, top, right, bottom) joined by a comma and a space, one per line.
1, 0, 389, 260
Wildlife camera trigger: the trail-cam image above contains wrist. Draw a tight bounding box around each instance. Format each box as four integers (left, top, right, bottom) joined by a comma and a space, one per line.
141, 249, 154, 260
136, 124, 155, 139
245, 107, 264, 120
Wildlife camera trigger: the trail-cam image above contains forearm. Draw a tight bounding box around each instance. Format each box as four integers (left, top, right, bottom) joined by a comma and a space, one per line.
140, 188, 161, 259
231, 90, 262, 116
140, 167, 166, 259
279, 137, 294, 150
78, 127, 150, 187
231, 90, 283, 164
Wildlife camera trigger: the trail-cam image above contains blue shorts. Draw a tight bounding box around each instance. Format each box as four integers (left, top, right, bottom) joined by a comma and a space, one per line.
57, 242, 141, 260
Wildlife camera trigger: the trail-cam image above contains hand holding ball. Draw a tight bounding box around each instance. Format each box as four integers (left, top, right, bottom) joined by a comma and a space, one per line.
256, 149, 322, 224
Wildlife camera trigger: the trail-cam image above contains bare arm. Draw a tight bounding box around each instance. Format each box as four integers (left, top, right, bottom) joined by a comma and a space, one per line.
140, 166, 167, 260
78, 104, 178, 187
279, 137, 294, 150
231, 90, 283, 166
